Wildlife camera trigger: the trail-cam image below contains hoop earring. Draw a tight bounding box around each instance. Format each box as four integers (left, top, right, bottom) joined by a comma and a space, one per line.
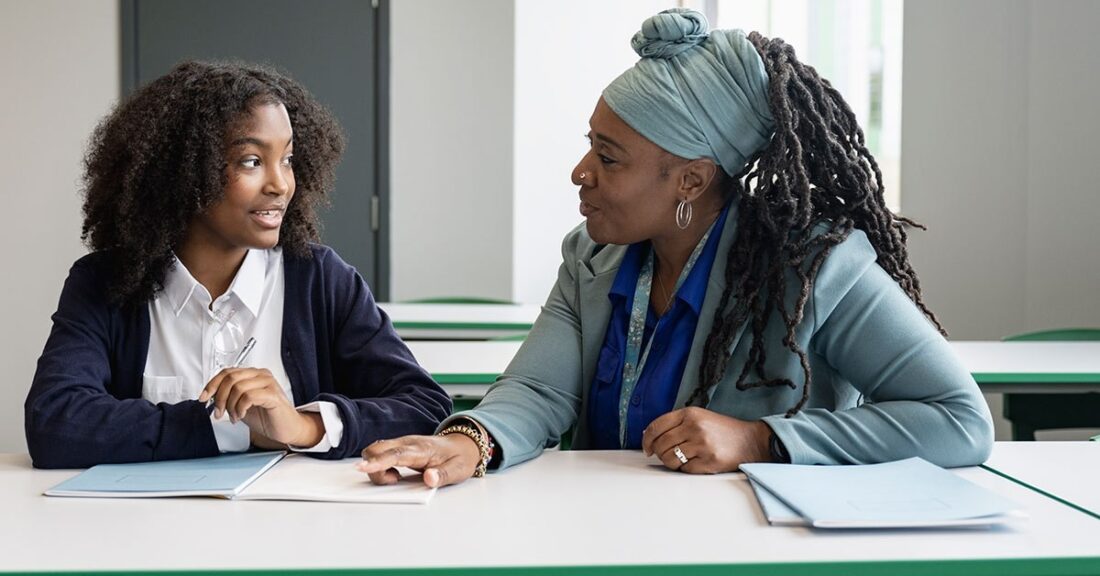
675, 200, 693, 230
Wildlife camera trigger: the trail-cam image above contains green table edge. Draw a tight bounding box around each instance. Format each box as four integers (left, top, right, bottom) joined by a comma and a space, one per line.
392, 322, 532, 331
971, 372, 1100, 384
980, 464, 1100, 521
437, 373, 1100, 386
7, 557, 1100, 576
433, 374, 498, 385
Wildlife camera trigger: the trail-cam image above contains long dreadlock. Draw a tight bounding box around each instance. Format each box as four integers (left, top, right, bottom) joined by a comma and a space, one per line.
686, 32, 943, 416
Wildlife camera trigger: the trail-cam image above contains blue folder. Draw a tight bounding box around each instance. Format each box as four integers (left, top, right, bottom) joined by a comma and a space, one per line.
740, 457, 1025, 528
44, 452, 285, 498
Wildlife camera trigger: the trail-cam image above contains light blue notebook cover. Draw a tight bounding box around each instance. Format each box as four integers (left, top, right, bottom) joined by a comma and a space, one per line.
44, 452, 285, 498
740, 457, 1024, 528
747, 478, 806, 526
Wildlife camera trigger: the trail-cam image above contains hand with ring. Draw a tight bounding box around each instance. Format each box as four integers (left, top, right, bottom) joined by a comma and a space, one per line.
673, 445, 689, 465
641, 406, 773, 473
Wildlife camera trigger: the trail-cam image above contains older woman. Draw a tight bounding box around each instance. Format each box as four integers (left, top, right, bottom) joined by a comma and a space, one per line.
359, 8, 993, 487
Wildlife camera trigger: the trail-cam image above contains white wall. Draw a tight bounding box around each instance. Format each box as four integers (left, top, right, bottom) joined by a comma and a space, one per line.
390, 0, 686, 305
903, 0, 1100, 339
389, 0, 515, 302
0, 0, 119, 452
902, 0, 1030, 339
1023, 2, 1100, 332
512, 0, 672, 304
902, 0, 1100, 440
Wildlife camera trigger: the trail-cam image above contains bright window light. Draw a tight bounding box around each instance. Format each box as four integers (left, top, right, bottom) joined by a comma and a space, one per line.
687, 0, 903, 210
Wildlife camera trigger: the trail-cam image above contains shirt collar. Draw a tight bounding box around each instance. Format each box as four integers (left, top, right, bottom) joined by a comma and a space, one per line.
608, 202, 732, 315
609, 242, 647, 300
162, 258, 202, 317
161, 249, 268, 317
226, 249, 267, 318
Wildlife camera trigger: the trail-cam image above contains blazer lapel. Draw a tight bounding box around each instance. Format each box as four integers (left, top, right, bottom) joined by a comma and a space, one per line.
675, 206, 750, 408
573, 242, 624, 444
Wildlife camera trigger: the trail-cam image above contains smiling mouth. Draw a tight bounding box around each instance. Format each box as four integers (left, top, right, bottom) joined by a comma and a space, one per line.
250, 208, 285, 229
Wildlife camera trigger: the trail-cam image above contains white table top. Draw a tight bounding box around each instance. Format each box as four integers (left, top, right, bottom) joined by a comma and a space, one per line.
954, 341, 1100, 390
379, 302, 541, 340
2, 446, 1098, 574
983, 441, 1100, 517
410, 340, 1100, 393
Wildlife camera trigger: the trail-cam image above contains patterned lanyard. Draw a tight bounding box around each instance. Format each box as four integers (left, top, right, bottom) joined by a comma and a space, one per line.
617, 221, 717, 447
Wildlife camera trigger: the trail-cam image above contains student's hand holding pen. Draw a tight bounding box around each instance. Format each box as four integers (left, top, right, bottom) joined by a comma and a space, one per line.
198, 339, 324, 449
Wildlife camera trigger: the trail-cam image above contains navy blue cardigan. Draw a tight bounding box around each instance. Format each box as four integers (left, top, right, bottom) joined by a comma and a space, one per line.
25, 245, 451, 468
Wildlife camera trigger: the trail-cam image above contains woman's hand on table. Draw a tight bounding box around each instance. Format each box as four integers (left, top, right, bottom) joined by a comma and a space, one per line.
358, 434, 481, 488
642, 407, 773, 473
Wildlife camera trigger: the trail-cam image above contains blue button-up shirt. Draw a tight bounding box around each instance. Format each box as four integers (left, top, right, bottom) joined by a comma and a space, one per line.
587, 204, 730, 449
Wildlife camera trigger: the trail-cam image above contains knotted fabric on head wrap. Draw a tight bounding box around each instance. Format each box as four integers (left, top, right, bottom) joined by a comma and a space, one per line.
602, 8, 775, 176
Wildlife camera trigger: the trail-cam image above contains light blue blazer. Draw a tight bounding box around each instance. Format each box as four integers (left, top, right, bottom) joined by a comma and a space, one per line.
444, 215, 994, 469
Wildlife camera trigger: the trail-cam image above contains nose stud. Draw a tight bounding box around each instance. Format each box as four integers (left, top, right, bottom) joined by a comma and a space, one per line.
579, 172, 587, 180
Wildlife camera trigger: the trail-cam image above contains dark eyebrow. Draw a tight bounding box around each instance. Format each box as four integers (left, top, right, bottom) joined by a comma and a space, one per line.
591, 131, 626, 154
228, 136, 294, 149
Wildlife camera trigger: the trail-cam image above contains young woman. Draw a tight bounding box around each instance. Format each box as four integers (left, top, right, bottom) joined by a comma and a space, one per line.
359, 8, 993, 487
26, 61, 451, 468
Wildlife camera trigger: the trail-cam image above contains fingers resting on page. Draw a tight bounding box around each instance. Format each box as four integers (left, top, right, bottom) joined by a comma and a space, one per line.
357, 434, 481, 489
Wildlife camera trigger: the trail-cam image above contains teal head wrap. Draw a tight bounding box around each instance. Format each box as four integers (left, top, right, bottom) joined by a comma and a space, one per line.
601, 8, 775, 176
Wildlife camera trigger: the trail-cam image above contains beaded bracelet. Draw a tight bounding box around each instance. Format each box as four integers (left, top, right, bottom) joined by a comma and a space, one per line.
437, 422, 494, 477
466, 419, 496, 467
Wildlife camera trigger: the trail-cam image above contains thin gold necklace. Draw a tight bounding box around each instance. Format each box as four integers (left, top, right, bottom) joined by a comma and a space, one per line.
654, 267, 675, 314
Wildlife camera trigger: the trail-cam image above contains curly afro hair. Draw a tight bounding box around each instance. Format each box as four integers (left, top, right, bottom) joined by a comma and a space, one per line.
81, 60, 345, 307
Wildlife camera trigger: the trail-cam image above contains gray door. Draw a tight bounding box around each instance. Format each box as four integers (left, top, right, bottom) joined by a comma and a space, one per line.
121, 0, 387, 297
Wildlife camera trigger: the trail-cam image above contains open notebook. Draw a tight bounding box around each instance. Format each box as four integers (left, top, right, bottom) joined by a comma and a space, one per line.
44, 452, 435, 504
740, 457, 1025, 529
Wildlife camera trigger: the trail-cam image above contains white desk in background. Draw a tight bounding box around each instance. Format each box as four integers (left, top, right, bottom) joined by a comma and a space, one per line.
409, 340, 1100, 398
378, 302, 540, 340
982, 441, 1100, 519
408, 340, 518, 398
954, 341, 1100, 393
2, 445, 1098, 575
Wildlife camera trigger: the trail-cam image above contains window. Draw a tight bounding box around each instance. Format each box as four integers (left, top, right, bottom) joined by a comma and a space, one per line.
690, 0, 903, 210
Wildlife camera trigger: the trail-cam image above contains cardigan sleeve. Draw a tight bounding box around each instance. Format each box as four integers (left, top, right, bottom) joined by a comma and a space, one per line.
763, 232, 995, 468
24, 256, 218, 468
305, 248, 452, 459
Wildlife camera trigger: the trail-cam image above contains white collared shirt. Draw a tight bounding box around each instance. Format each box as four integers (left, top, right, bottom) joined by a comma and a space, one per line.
142, 248, 343, 453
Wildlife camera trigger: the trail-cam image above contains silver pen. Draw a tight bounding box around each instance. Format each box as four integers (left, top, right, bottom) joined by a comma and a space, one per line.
204, 337, 257, 413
